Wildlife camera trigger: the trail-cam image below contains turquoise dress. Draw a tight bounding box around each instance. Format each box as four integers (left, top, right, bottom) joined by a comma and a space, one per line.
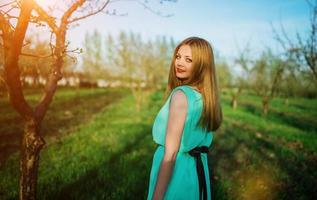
147, 85, 213, 200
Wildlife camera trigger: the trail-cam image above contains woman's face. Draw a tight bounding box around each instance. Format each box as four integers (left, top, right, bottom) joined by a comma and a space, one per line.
174, 45, 193, 80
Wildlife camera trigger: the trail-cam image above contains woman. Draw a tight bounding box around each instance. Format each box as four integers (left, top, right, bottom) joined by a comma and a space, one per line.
146, 37, 223, 200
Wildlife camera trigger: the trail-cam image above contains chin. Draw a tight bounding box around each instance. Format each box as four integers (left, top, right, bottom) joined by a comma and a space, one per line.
176, 76, 189, 80
176, 73, 188, 79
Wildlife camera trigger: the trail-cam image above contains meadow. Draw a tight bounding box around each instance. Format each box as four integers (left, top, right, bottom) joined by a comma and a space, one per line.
0, 87, 316, 200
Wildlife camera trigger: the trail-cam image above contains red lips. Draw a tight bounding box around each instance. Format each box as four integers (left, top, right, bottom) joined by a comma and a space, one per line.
176, 68, 186, 73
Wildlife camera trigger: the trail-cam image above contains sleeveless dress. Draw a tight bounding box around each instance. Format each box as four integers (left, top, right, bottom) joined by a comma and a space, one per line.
147, 85, 213, 200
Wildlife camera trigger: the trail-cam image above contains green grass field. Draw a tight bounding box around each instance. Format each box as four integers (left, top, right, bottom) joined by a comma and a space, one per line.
0, 88, 316, 200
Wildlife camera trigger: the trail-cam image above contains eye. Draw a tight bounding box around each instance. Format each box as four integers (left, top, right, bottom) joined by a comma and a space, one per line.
186, 58, 192, 63
175, 54, 180, 59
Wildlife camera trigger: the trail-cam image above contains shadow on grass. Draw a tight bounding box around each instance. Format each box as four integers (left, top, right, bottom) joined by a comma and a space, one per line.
292, 102, 317, 113
40, 123, 154, 200
209, 125, 253, 200
242, 102, 317, 133
0, 89, 126, 168
252, 133, 317, 200
211, 120, 317, 200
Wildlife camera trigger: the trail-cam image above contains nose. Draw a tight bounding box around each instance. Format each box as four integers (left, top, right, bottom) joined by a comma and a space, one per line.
176, 58, 185, 67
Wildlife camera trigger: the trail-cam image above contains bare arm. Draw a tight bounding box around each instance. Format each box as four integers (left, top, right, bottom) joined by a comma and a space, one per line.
152, 90, 188, 200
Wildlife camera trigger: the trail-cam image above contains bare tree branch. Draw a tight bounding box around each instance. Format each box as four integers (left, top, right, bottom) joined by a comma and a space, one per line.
272, 0, 317, 82
61, 0, 86, 24
68, 0, 110, 23
271, 22, 292, 52
2, 5, 18, 15
32, 2, 58, 33
270, 61, 285, 97
2, 0, 34, 119
305, 0, 315, 8
34, 0, 109, 122
102, 8, 128, 16
20, 52, 53, 58
65, 53, 78, 63
108, 0, 174, 17
65, 47, 83, 54
134, 0, 174, 17
0, 11, 14, 41
49, 31, 55, 53
0, 0, 17, 8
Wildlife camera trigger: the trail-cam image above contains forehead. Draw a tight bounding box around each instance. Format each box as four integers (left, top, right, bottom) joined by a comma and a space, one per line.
177, 45, 192, 56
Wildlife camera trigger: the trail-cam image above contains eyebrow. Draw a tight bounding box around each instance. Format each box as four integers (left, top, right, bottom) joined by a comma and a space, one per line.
176, 53, 192, 58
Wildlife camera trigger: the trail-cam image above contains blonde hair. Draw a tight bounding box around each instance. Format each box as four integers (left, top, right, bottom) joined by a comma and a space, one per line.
164, 36, 222, 132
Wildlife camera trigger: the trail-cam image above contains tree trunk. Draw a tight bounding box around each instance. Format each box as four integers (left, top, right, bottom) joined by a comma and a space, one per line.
262, 96, 269, 116
284, 97, 289, 106
131, 83, 143, 112
20, 119, 45, 200
231, 95, 237, 110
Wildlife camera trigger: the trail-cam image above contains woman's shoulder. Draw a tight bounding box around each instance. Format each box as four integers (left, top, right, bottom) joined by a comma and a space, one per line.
169, 85, 202, 109
170, 86, 190, 101
171, 85, 202, 100
170, 89, 188, 108
172, 85, 199, 94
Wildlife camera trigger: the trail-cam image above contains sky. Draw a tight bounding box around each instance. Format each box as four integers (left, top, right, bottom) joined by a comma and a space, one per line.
33, 0, 311, 61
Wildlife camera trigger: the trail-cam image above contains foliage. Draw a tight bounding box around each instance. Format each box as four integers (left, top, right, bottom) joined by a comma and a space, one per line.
81, 30, 176, 88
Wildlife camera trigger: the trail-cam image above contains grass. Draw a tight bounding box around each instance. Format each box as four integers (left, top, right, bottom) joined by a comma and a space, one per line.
211, 93, 317, 200
0, 87, 159, 200
0, 88, 316, 200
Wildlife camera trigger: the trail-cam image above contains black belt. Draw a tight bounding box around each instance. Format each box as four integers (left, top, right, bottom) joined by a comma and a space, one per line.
189, 146, 209, 200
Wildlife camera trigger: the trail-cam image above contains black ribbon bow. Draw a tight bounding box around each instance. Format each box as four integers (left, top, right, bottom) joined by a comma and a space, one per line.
189, 146, 209, 200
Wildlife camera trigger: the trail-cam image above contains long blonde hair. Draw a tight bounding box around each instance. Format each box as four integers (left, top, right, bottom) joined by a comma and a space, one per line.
164, 37, 222, 132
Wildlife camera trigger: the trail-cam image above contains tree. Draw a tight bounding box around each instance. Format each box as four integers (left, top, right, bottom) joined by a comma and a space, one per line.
277, 58, 298, 104
0, 0, 177, 199
84, 30, 176, 110
273, 0, 317, 87
18, 35, 53, 87
108, 31, 174, 111
151, 35, 174, 89
0, 0, 111, 199
0, 38, 4, 91
82, 30, 109, 79
250, 49, 286, 115
215, 60, 231, 91
227, 44, 254, 109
